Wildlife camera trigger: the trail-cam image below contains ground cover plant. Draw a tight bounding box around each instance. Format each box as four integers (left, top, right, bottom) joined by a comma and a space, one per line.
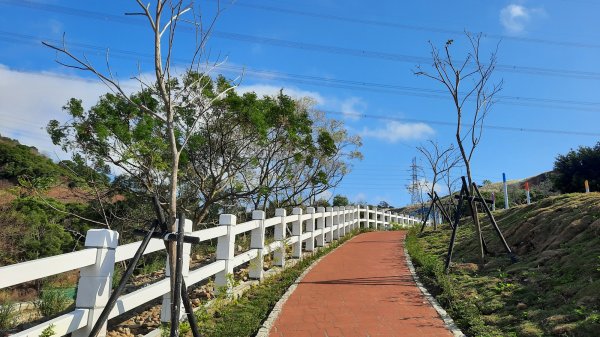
406, 193, 600, 337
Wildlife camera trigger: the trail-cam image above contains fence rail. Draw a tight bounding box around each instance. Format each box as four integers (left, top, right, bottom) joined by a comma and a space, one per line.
0, 205, 419, 337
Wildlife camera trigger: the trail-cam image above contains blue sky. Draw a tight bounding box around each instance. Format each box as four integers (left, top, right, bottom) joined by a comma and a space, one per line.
1, 0, 599, 207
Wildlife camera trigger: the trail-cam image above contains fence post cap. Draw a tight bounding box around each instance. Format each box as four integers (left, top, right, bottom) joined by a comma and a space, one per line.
252, 210, 266, 220
326, 206, 333, 211
333, 206, 339, 211
219, 214, 237, 226
292, 207, 303, 215
85, 229, 119, 249
306, 207, 315, 214
317, 206, 326, 212
275, 208, 286, 217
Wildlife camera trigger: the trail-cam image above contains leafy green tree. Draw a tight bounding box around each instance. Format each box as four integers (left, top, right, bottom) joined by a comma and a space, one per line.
9, 198, 74, 261
552, 142, 600, 193
314, 198, 331, 208
332, 195, 349, 207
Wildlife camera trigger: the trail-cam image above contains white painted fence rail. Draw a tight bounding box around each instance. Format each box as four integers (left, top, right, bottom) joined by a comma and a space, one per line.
0, 205, 419, 337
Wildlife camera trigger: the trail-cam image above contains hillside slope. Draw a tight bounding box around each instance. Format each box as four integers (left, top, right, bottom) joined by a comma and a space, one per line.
410, 193, 600, 337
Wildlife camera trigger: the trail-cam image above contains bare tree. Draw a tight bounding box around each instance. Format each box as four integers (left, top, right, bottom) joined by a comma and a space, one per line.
415, 32, 502, 263
417, 140, 460, 229
43, 1, 229, 333
441, 154, 462, 211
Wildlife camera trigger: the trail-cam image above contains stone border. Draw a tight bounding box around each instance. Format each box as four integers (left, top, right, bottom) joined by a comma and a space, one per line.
403, 242, 465, 337
254, 235, 356, 337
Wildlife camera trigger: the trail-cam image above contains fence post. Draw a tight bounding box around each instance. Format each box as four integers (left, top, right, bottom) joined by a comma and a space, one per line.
215, 214, 236, 296
73, 229, 119, 337
325, 206, 334, 243
585, 180, 590, 193
340, 206, 347, 237
249, 210, 266, 280
338, 206, 344, 237
305, 207, 316, 251
374, 207, 379, 230
386, 211, 391, 229
274, 209, 287, 267
161, 219, 193, 323
316, 207, 325, 247
292, 208, 303, 259
332, 206, 340, 239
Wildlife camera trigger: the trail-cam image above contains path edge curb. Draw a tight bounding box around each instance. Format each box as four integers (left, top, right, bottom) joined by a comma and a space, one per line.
254, 233, 358, 337
403, 236, 466, 337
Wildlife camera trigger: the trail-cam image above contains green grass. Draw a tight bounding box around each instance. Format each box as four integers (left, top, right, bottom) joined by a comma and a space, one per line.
406, 193, 600, 337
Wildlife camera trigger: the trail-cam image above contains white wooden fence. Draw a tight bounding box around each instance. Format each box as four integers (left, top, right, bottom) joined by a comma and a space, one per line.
0, 205, 418, 337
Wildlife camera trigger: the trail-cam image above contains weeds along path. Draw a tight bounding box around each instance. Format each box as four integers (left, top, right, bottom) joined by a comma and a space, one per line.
268, 231, 454, 337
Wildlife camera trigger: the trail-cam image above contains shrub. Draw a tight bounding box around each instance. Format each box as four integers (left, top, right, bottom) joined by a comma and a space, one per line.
34, 288, 71, 317
0, 301, 17, 331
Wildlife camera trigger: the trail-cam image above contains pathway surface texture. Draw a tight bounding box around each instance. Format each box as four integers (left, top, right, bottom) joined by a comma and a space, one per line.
268, 231, 454, 337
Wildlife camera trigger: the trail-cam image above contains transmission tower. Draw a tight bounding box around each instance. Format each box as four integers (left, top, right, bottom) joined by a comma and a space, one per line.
410, 157, 419, 205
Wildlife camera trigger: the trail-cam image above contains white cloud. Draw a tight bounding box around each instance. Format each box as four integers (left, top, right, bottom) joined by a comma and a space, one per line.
0, 65, 104, 158
360, 121, 434, 143
339, 97, 366, 121
0, 65, 142, 163
500, 4, 545, 34
352, 192, 367, 203
236, 84, 325, 104
315, 190, 333, 201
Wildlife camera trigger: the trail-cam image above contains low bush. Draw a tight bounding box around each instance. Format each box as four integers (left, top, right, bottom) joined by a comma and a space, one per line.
34, 288, 72, 317
0, 301, 17, 331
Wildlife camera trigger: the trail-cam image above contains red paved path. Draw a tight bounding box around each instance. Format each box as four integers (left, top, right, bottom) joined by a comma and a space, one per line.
269, 231, 454, 337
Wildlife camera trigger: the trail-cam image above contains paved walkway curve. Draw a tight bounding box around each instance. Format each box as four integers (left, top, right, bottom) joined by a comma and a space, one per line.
268, 231, 454, 337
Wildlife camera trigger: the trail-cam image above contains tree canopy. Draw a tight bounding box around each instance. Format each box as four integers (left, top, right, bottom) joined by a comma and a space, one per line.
48, 73, 361, 224
552, 142, 600, 193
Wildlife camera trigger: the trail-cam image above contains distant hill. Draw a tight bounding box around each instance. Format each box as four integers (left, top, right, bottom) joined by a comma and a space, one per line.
396, 171, 559, 216
0, 135, 66, 182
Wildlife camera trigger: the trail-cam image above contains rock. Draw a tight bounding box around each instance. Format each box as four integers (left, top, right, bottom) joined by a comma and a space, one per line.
453, 263, 479, 273
551, 323, 576, 335
517, 302, 528, 310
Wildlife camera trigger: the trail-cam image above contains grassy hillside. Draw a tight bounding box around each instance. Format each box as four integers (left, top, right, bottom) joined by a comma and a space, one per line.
407, 193, 600, 337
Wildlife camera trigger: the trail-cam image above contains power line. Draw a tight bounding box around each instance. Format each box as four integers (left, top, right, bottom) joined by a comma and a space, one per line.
322, 110, 600, 137
225, 0, 600, 50
2, 30, 600, 113
2, 0, 600, 81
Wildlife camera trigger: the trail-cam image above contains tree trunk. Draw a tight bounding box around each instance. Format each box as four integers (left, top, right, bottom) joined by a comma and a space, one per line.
432, 203, 437, 230
457, 130, 485, 265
